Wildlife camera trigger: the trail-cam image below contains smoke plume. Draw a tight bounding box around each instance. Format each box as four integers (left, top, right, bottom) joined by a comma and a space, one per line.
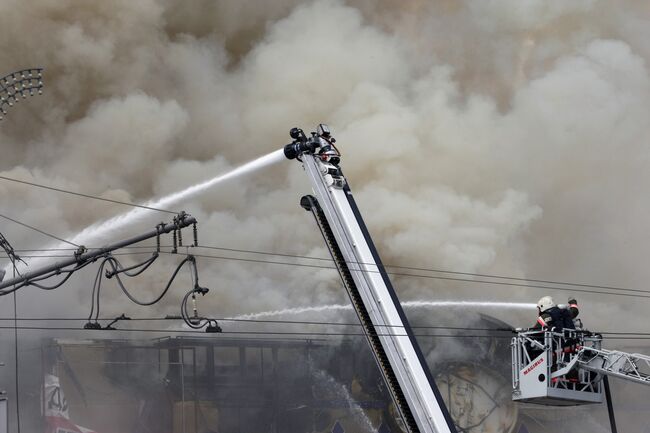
1, 0, 650, 430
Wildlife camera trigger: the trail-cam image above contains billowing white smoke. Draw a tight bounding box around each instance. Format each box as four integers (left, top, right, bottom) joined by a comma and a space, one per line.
1, 0, 650, 429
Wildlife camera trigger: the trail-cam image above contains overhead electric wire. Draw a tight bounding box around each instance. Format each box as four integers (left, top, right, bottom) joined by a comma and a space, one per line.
0, 325, 511, 338
0, 259, 97, 296
0, 175, 176, 214
13, 247, 85, 252
0, 315, 507, 331
7, 243, 650, 298
3, 323, 650, 340
0, 251, 158, 259
188, 244, 650, 296
5, 247, 650, 301
3, 315, 650, 338
160, 251, 650, 300
114, 244, 650, 298
0, 212, 79, 247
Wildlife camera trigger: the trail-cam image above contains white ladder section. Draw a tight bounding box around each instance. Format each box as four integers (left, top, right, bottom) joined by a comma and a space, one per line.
578, 346, 650, 386
300, 153, 456, 433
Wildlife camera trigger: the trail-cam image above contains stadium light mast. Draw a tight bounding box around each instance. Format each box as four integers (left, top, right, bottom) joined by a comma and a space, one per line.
0, 68, 43, 121
0, 67, 43, 433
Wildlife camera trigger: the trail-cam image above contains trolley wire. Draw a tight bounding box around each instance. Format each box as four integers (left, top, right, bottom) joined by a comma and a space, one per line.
0, 315, 505, 331
0, 252, 157, 259
7, 244, 650, 297
4, 245, 650, 301
2, 324, 650, 340
160, 251, 650, 300
0, 212, 79, 247
1, 315, 650, 337
0, 325, 512, 338
189, 245, 650, 295
120, 245, 650, 298
0, 175, 175, 214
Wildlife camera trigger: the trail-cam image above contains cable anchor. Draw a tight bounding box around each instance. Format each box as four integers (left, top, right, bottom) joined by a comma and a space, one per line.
104, 313, 130, 330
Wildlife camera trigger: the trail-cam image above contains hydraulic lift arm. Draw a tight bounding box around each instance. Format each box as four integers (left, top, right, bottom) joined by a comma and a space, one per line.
284, 125, 457, 433
578, 346, 650, 386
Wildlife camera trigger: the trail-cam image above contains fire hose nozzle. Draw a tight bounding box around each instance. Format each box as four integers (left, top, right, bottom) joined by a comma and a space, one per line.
284, 125, 337, 160
284, 140, 319, 160
284, 126, 320, 159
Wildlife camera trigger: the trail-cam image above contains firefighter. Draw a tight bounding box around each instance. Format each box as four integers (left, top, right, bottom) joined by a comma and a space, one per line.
567, 297, 582, 329
533, 296, 579, 374
533, 296, 575, 331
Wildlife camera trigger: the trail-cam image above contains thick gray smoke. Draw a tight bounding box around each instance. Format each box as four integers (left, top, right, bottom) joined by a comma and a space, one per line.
1, 0, 650, 431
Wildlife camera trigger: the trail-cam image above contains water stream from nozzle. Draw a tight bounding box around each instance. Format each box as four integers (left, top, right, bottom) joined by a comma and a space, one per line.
231, 300, 536, 320
71, 149, 286, 245
311, 366, 376, 433
5, 149, 286, 274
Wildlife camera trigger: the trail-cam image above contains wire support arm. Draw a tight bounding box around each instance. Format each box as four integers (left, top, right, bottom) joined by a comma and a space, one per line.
0, 213, 197, 292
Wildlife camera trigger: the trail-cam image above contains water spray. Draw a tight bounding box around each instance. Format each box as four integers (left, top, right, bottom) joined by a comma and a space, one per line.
311, 365, 375, 433
3, 148, 285, 275
231, 300, 537, 320
70, 148, 285, 246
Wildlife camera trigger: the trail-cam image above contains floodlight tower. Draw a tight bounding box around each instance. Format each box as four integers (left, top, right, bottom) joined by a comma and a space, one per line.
0, 68, 43, 121
0, 67, 43, 433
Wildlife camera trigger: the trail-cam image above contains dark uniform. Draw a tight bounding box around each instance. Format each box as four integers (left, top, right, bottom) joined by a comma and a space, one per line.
568, 298, 579, 318
533, 303, 578, 370
567, 298, 581, 328
533, 306, 575, 331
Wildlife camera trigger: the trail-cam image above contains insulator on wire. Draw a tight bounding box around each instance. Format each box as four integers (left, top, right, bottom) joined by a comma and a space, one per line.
178, 226, 183, 247
172, 229, 178, 254
156, 223, 163, 253
192, 222, 198, 247
192, 294, 198, 318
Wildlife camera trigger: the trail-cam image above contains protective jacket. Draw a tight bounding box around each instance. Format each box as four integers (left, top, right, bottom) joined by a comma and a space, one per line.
568, 298, 579, 319
533, 306, 575, 331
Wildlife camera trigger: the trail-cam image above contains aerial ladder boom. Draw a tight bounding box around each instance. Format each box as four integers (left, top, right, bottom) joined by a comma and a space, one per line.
578, 346, 650, 386
283, 125, 457, 433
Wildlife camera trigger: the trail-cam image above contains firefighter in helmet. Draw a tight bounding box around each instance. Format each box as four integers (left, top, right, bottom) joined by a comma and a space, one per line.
533, 296, 575, 331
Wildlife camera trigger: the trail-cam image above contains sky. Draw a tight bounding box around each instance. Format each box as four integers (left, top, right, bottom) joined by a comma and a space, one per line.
1, 0, 650, 431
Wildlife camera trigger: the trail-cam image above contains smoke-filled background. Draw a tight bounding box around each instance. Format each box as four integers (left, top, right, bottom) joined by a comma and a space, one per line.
1, 0, 650, 432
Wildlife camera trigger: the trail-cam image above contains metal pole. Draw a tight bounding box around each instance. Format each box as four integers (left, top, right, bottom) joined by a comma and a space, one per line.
0, 68, 43, 432
0, 362, 5, 433
603, 376, 617, 433
0, 214, 197, 290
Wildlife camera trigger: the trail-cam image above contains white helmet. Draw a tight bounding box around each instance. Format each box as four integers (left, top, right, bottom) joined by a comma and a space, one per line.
537, 296, 556, 312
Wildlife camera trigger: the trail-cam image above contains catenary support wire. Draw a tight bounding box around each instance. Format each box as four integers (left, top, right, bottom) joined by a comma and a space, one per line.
0, 212, 196, 293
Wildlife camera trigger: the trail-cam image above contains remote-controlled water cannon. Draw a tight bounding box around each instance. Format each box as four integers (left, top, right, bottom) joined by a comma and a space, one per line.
284, 124, 341, 165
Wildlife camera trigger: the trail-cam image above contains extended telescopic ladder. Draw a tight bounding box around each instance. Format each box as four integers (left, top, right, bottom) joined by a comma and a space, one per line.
578, 346, 650, 386
283, 125, 457, 433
